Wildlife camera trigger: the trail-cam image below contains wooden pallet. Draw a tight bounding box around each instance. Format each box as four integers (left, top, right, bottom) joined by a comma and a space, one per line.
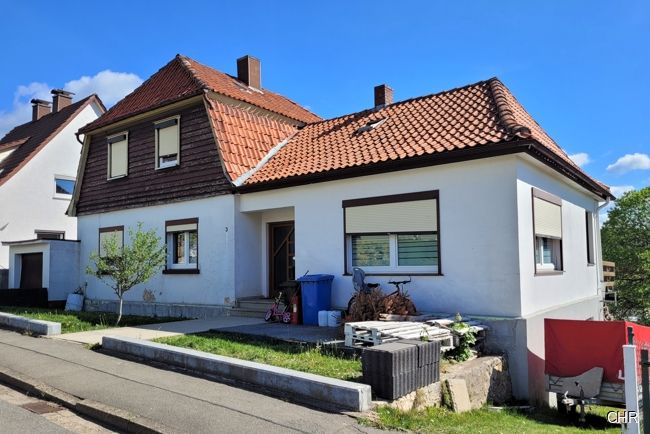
344, 321, 454, 351
547, 375, 626, 404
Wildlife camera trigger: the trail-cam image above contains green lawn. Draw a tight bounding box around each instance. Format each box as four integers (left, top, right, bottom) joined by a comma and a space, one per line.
0, 306, 184, 334
155, 331, 362, 381
362, 405, 621, 434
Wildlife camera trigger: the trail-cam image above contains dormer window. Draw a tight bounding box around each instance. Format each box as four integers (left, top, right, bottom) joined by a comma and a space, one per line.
155, 116, 180, 169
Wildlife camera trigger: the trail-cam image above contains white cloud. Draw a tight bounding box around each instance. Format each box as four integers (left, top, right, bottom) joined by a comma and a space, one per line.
568, 152, 591, 167
64, 70, 142, 107
607, 153, 650, 174
0, 70, 142, 137
610, 185, 635, 198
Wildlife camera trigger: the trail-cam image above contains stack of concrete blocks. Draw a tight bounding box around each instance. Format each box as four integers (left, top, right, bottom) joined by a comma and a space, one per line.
362, 339, 440, 400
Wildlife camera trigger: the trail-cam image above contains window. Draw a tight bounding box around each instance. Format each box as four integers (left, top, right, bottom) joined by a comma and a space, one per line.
35, 230, 64, 240
166, 218, 198, 270
532, 188, 563, 273
155, 117, 180, 169
586, 211, 595, 265
107, 132, 128, 179
98, 226, 124, 257
54, 176, 75, 198
343, 191, 440, 274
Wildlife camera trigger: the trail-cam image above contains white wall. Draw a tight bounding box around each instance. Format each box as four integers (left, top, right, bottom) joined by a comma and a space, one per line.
78, 195, 237, 306
515, 156, 602, 318
0, 103, 103, 270
48, 240, 81, 300
239, 156, 522, 317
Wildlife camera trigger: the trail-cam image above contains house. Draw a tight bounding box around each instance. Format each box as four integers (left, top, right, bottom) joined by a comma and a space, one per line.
67, 54, 613, 401
0, 91, 105, 296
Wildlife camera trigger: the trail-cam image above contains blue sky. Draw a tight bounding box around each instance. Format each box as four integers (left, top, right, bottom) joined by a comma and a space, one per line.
1, 1, 648, 204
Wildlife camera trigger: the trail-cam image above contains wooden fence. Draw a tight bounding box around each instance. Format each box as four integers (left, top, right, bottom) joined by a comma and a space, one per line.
603, 261, 616, 303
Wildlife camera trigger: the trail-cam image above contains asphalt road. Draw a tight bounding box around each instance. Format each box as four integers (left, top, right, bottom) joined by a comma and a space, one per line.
0, 399, 71, 434
0, 329, 386, 434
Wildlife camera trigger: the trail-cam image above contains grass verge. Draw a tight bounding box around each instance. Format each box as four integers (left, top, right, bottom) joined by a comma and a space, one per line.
155, 331, 362, 381
0, 306, 184, 334
361, 405, 620, 433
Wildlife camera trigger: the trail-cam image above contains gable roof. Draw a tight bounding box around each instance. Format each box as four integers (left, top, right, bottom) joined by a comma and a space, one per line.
80, 55, 319, 134
0, 95, 104, 187
239, 78, 611, 199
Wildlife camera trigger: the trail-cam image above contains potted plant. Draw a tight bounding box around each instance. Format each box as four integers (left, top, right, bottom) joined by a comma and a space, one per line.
65, 283, 87, 312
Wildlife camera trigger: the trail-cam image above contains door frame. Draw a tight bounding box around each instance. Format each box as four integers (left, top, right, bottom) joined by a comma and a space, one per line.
267, 220, 295, 299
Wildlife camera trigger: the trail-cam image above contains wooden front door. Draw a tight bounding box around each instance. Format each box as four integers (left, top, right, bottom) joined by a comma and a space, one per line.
268, 221, 295, 299
20, 253, 43, 289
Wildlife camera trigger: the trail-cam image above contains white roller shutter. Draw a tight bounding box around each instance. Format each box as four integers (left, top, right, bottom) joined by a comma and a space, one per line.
534, 197, 562, 239
158, 124, 179, 157
345, 199, 437, 233
110, 139, 128, 178
99, 229, 123, 256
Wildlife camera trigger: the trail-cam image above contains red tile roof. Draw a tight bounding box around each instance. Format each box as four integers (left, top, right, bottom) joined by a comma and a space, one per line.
0, 95, 104, 187
80, 55, 319, 133
205, 98, 298, 181
242, 78, 609, 198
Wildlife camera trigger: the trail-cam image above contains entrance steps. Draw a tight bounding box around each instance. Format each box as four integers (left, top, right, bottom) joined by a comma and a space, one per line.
230, 297, 285, 319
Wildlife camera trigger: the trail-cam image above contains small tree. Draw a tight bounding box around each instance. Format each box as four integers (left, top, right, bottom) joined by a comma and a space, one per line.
86, 223, 166, 325
602, 186, 650, 323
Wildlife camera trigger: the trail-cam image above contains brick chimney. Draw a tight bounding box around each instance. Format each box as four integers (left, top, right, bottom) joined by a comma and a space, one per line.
31, 99, 51, 121
51, 89, 74, 113
237, 55, 261, 89
374, 84, 393, 107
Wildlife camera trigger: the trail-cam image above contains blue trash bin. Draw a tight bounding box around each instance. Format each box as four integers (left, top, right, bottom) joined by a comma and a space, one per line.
297, 274, 334, 326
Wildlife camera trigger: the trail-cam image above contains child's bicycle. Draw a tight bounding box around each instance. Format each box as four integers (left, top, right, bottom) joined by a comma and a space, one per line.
264, 291, 292, 323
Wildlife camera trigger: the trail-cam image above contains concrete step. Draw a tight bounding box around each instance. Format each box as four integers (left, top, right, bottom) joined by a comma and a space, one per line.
230, 307, 269, 319
236, 298, 277, 312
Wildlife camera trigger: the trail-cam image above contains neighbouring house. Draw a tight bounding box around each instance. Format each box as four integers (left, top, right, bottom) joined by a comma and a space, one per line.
67, 54, 613, 401
0, 90, 105, 300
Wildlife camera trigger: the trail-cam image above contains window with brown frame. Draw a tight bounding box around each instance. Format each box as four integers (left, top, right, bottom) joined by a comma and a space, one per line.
532, 188, 563, 273
342, 191, 441, 275
98, 226, 124, 257
165, 218, 198, 271
586, 211, 595, 265
107, 132, 128, 179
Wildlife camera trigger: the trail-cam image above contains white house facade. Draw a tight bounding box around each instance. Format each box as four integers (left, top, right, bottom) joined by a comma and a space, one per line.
0, 92, 104, 292
68, 54, 613, 400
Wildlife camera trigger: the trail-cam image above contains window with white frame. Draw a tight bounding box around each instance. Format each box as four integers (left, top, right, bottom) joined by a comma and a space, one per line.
343, 191, 440, 274
98, 226, 124, 258
107, 132, 128, 179
54, 176, 75, 199
155, 117, 180, 169
35, 230, 65, 240
532, 188, 563, 273
166, 218, 198, 269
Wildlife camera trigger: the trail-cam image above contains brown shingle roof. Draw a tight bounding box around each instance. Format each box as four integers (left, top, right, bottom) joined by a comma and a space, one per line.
243, 78, 608, 198
80, 55, 319, 133
0, 95, 104, 187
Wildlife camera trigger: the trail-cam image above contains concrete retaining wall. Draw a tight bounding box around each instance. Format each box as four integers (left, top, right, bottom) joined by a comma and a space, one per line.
102, 336, 372, 412
0, 312, 61, 336
84, 299, 230, 319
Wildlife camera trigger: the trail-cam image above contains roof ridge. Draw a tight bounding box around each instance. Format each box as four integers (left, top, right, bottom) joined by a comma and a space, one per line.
176, 54, 211, 92
178, 54, 321, 123
303, 77, 501, 128
487, 78, 532, 139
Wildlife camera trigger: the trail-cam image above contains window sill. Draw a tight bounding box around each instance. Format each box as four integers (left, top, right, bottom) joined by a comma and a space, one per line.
107, 175, 128, 181
535, 270, 564, 276
155, 164, 179, 171
587, 263, 596, 267
343, 272, 443, 277
163, 268, 199, 275
52, 195, 72, 201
